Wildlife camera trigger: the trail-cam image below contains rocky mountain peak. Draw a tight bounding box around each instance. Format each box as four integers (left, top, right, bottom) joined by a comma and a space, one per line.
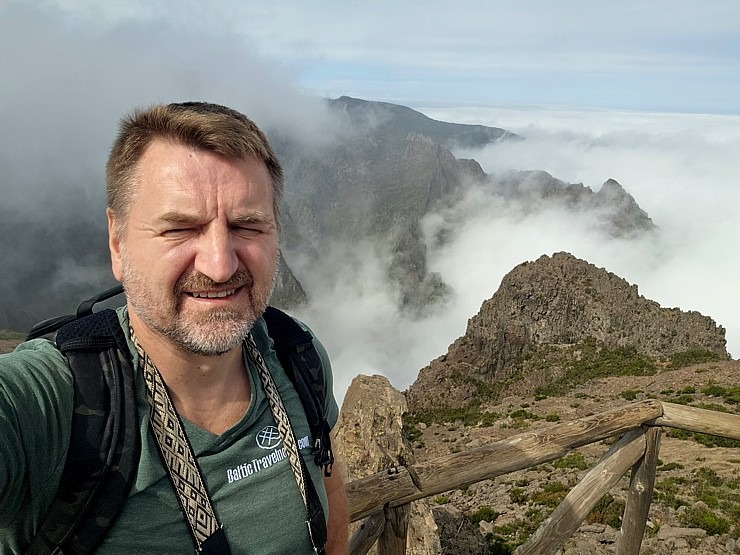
406, 252, 728, 411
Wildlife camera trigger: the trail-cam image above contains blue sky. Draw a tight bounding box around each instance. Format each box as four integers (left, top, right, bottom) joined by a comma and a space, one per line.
35, 0, 740, 114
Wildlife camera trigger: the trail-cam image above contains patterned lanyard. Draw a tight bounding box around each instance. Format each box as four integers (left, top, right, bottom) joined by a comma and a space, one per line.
130, 328, 314, 552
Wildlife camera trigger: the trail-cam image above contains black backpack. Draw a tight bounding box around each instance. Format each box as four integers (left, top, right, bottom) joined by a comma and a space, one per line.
25, 285, 334, 555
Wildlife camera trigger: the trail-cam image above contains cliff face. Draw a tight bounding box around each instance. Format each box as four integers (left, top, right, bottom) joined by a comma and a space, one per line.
275, 100, 657, 312
406, 252, 728, 411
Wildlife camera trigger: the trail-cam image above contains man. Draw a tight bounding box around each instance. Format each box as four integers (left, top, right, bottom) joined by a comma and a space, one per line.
0, 102, 349, 553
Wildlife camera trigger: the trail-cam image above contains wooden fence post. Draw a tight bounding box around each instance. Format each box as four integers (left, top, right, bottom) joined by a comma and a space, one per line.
349, 512, 386, 555
617, 426, 661, 555
515, 428, 646, 555
378, 503, 410, 555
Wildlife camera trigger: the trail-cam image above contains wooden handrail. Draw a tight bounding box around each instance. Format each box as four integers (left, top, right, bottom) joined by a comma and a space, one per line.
655, 401, 740, 439
345, 399, 740, 555
346, 400, 663, 520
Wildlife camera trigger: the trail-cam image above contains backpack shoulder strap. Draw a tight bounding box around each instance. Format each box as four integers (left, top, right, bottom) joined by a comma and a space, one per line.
28, 309, 140, 555
263, 306, 334, 477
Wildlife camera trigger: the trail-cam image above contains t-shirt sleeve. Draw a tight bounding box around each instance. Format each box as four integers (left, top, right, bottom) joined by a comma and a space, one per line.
0, 340, 73, 526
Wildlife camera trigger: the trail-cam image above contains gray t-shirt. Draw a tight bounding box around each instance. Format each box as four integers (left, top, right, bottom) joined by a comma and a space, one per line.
0, 307, 338, 554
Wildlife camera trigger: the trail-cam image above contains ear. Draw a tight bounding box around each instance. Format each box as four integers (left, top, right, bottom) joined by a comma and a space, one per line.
107, 208, 124, 281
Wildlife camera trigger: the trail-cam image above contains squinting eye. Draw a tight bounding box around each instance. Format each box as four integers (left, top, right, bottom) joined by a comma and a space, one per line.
162, 228, 192, 236
235, 227, 262, 236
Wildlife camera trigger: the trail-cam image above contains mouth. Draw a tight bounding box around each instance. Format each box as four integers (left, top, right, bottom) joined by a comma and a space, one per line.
187, 287, 240, 299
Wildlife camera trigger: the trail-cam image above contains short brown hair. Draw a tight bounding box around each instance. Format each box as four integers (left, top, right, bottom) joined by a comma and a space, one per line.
106, 102, 284, 231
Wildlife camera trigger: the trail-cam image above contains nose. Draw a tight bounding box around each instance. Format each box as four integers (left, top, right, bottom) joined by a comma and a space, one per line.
193, 225, 239, 284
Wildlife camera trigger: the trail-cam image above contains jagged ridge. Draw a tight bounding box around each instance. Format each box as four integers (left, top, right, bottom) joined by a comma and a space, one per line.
407, 252, 728, 411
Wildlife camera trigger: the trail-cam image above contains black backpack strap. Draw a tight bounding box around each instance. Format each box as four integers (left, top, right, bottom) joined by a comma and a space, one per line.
26, 285, 125, 341
263, 306, 334, 477
28, 309, 140, 555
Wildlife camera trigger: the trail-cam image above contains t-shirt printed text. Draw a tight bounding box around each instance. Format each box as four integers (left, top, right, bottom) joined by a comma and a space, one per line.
226, 426, 311, 484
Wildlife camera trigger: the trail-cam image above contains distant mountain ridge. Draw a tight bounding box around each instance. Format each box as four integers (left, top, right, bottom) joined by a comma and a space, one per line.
328, 96, 519, 149
274, 98, 657, 312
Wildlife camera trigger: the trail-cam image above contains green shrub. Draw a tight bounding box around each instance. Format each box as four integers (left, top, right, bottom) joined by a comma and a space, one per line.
510, 409, 539, 420
485, 536, 515, 555
553, 452, 588, 471
533, 339, 657, 398
696, 402, 730, 413
668, 428, 740, 447
670, 394, 694, 405
467, 505, 499, 525
657, 462, 684, 472
509, 487, 527, 504
587, 493, 625, 529
619, 389, 641, 401
701, 384, 740, 405
531, 481, 568, 507
669, 349, 722, 369
403, 421, 423, 443
545, 413, 560, 422
407, 406, 500, 427
433, 495, 450, 505
679, 506, 730, 535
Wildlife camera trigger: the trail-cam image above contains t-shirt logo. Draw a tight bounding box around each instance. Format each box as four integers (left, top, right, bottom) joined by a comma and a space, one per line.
256, 425, 282, 450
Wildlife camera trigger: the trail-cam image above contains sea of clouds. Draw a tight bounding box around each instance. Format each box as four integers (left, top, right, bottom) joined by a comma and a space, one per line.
296, 106, 740, 403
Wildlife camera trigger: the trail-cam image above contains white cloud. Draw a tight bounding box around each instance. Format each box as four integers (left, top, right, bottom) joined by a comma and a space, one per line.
29, 0, 740, 113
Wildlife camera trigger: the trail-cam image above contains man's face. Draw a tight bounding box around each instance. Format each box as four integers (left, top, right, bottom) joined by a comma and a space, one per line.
108, 139, 279, 356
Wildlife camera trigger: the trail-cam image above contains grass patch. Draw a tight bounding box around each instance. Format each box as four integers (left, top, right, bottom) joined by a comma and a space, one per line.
509, 487, 528, 504
657, 462, 684, 472
531, 481, 569, 508
669, 348, 723, 369
667, 428, 740, 449
587, 493, 625, 529
467, 505, 500, 525
680, 506, 731, 535
531, 339, 657, 398
407, 406, 500, 428
553, 451, 588, 471
701, 384, 740, 405
619, 389, 642, 401
485, 507, 547, 551
655, 467, 740, 535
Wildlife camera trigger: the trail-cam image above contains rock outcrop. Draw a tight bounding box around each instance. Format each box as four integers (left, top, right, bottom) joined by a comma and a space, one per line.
333, 375, 443, 554
407, 252, 728, 411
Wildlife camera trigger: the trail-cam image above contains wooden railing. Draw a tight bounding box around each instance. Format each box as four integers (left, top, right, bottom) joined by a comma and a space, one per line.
343, 400, 740, 555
